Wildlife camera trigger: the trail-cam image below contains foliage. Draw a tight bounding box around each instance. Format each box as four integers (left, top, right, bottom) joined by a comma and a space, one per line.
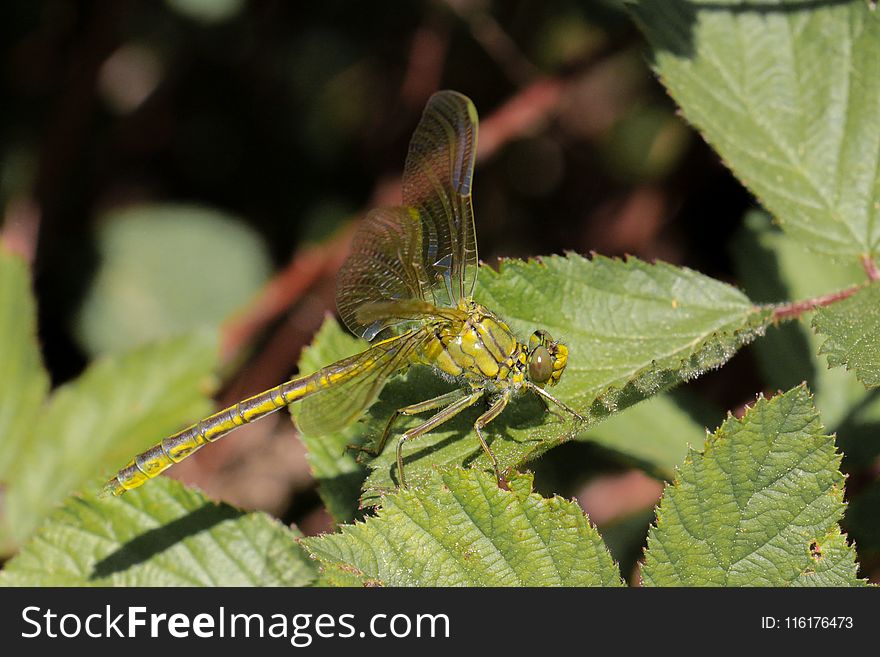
0, 248, 219, 553
813, 284, 880, 389
0, 477, 314, 586
1, 0, 878, 588
76, 203, 271, 357
642, 386, 863, 587
630, 0, 880, 259
303, 469, 623, 586
291, 317, 369, 524
309, 253, 771, 502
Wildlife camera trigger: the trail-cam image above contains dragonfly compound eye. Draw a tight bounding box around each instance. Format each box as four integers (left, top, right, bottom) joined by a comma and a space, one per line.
528, 344, 553, 384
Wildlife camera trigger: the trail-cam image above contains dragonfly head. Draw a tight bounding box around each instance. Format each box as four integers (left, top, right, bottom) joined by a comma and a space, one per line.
526, 330, 568, 387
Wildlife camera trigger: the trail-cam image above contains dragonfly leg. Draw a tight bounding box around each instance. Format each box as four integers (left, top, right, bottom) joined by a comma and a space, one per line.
395, 390, 484, 487
473, 390, 511, 487
535, 393, 567, 424
347, 388, 468, 459
527, 382, 586, 423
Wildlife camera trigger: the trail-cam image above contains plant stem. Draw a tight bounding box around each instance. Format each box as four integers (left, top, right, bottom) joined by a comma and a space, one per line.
771, 284, 864, 321
862, 254, 880, 281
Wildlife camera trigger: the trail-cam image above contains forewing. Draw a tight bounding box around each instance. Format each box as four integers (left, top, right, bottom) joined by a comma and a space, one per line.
403, 90, 479, 308
336, 206, 433, 340
294, 331, 427, 436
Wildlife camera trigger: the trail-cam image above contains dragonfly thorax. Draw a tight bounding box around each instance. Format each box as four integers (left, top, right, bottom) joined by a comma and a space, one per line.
417, 298, 568, 393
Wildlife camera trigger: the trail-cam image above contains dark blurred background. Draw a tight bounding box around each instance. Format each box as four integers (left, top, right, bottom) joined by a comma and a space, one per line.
2, 0, 785, 582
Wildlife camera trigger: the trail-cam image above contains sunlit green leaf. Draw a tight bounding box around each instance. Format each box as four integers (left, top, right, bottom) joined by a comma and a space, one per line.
303, 469, 623, 586
2, 333, 218, 547
0, 248, 50, 496
813, 283, 880, 388
631, 0, 880, 258
0, 477, 314, 586
732, 210, 868, 424
642, 386, 864, 586
360, 254, 769, 499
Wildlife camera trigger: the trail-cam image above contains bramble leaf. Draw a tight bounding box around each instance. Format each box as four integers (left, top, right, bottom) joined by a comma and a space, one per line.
813, 283, 880, 388
0, 249, 50, 511
642, 386, 864, 587
359, 254, 769, 500
631, 0, 880, 259
75, 203, 271, 357
0, 477, 314, 586
302, 469, 622, 586
2, 333, 219, 547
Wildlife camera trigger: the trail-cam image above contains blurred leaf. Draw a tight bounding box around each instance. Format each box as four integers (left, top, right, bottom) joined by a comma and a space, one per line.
813, 284, 880, 388
533, 11, 606, 69
1, 332, 218, 548
601, 105, 691, 181
642, 386, 864, 587
631, 0, 880, 258
164, 0, 244, 24
0, 477, 314, 586
576, 392, 712, 478
76, 204, 271, 357
358, 254, 769, 500
291, 317, 368, 524
0, 248, 49, 486
302, 469, 623, 586
843, 480, 880, 565
597, 507, 655, 582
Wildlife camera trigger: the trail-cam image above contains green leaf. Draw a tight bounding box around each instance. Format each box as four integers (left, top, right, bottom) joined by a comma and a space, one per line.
0, 477, 315, 586
0, 248, 50, 490
75, 203, 271, 357
291, 317, 369, 524
302, 469, 623, 586
812, 284, 880, 389
1, 332, 219, 548
642, 386, 865, 586
360, 254, 769, 499
630, 1, 880, 258
164, 0, 245, 24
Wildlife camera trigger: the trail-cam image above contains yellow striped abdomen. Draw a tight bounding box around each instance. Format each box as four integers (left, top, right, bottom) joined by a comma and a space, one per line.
102, 365, 357, 496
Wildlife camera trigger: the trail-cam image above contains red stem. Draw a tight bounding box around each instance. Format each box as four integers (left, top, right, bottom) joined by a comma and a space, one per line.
862, 254, 880, 281
772, 284, 864, 321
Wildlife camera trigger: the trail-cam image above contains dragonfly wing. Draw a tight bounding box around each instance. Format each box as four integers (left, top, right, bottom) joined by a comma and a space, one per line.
336, 91, 479, 340
403, 90, 479, 307
337, 206, 433, 340
294, 331, 427, 436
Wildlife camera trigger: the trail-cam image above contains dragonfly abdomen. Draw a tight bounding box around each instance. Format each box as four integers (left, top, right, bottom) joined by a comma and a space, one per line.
101, 369, 333, 496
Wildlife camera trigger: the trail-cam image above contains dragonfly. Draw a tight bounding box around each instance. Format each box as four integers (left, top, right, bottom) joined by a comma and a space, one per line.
102, 90, 583, 497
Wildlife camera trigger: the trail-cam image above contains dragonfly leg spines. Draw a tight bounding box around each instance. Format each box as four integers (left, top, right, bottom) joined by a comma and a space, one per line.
394, 390, 483, 487
527, 382, 585, 423
473, 390, 510, 486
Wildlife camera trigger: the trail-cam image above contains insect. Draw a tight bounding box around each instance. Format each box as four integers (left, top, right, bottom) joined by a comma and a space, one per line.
102, 90, 583, 496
